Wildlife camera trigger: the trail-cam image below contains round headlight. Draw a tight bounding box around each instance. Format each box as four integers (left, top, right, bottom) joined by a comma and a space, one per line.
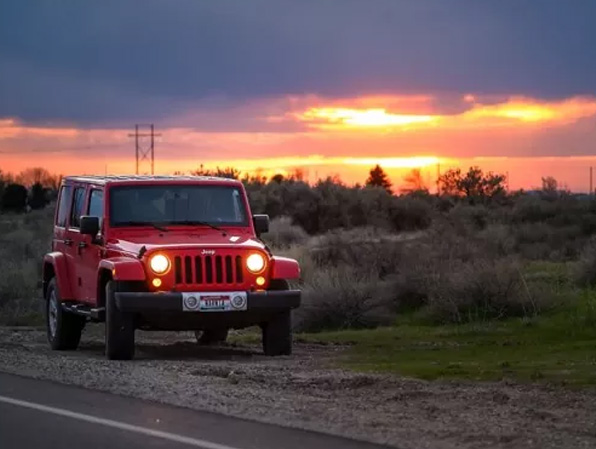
150, 254, 170, 274
246, 253, 266, 273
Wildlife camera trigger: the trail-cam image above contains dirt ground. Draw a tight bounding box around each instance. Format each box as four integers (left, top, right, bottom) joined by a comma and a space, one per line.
1, 325, 595, 449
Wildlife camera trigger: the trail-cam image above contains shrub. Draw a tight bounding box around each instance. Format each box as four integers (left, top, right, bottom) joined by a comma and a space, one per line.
424, 258, 538, 324
308, 227, 405, 279
296, 265, 395, 332
389, 195, 433, 232
28, 182, 47, 209
2, 183, 28, 212
448, 203, 491, 231
573, 238, 596, 287
263, 216, 308, 249
0, 207, 53, 323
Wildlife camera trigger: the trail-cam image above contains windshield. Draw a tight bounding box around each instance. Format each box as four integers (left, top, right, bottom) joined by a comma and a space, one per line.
109, 185, 248, 227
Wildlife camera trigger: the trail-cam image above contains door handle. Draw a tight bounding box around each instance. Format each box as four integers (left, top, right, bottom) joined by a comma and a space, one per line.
64, 238, 73, 246
77, 241, 87, 255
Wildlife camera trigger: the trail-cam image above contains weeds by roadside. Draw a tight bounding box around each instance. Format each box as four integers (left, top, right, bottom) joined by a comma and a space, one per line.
0, 207, 53, 324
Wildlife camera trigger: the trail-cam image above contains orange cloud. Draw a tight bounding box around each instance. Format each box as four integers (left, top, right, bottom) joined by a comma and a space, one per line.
299, 108, 438, 130
294, 95, 596, 131
461, 96, 596, 125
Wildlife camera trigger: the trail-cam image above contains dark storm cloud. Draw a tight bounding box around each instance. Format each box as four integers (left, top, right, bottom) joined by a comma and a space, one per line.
1, 0, 596, 125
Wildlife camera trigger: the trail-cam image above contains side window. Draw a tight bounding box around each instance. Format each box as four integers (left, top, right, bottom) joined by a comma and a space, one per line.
56, 186, 72, 227
70, 187, 86, 229
88, 189, 104, 230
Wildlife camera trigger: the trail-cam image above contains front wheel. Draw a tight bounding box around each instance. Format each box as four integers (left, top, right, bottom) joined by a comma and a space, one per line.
262, 311, 292, 356
105, 281, 136, 360
45, 278, 85, 350
262, 279, 292, 356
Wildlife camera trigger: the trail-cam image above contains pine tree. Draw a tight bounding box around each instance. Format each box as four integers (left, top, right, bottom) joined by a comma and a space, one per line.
365, 164, 393, 194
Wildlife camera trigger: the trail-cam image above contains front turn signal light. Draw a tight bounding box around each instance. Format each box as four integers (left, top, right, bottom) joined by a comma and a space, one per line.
149, 254, 170, 274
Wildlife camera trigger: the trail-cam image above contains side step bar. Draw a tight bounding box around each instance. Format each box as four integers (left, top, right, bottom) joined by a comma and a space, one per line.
61, 303, 105, 321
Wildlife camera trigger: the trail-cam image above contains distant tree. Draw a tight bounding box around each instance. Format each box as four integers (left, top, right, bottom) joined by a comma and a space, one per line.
541, 176, 558, 192
438, 166, 506, 202
28, 182, 47, 209
400, 168, 428, 194
16, 167, 55, 188
214, 167, 240, 179
2, 183, 28, 212
288, 167, 305, 182
365, 165, 393, 193
270, 173, 285, 184
0, 169, 6, 207
191, 165, 240, 179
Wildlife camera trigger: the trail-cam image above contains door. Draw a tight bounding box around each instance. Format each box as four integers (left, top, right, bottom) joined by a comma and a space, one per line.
79, 188, 105, 304
64, 185, 87, 302
52, 185, 73, 297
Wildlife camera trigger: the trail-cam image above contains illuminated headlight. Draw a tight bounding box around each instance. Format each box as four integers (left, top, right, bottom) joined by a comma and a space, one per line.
149, 254, 170, 274
246, 253, 266, 273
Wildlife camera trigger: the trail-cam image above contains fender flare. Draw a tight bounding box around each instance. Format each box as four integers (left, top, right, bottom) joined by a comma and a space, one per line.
270, 256, 300, 280
43, 252, 72, 300
99, 257, 146, 281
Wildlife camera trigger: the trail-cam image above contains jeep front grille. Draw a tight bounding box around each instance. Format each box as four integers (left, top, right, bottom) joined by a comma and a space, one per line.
174, 255, 244, 285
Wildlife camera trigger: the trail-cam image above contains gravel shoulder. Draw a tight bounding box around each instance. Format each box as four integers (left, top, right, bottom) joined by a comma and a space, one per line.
1, 325, 595, 449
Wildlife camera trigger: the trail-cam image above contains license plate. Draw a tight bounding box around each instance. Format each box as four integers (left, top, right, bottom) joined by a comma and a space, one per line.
182, 292, 247, 312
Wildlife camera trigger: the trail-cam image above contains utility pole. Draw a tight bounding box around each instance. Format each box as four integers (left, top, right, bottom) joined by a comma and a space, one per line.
590, 166, 593, 195
436, 163, 441, 195
128, 124, 161, 175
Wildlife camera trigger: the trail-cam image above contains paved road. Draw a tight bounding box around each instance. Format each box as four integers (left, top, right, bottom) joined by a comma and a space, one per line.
0, 372, 392, 449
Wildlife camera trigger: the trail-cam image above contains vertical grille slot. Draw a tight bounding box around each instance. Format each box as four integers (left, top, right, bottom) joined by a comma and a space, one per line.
235, 256, 243, 283
194, 256, 203, 284
175, 256, 182, 284
205, 256, 213, 284
184, 256, 193, 283
225, 256, 233, 283
215, 256, 223, 283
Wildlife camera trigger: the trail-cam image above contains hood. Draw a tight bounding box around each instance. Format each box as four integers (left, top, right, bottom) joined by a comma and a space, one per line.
106, 230, 267, 256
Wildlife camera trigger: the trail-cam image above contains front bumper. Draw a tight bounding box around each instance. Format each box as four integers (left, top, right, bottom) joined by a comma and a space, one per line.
115, 290, 301, 313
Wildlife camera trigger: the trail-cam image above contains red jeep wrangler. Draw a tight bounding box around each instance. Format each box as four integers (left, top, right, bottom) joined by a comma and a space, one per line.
42, 176, 301, 360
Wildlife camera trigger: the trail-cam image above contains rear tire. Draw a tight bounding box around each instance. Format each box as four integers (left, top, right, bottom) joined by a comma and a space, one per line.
45, 278, 85, 351
194, 329, 229, 345
262, 279, 292, 356
105, 281, 135, 360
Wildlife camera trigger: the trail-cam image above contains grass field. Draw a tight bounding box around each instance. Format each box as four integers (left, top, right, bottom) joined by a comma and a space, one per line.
299, 302, 596, 386
231, 291, 596, 386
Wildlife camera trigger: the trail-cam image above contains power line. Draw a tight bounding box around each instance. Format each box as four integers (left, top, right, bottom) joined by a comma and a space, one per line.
128, 124, 161, 175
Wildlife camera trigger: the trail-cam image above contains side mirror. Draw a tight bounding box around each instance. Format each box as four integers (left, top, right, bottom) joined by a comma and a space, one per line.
80, 216, 100, 237
253, 214, 269, 237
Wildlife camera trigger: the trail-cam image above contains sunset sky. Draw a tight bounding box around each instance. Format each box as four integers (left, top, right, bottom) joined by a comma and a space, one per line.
2, 1, 596, 191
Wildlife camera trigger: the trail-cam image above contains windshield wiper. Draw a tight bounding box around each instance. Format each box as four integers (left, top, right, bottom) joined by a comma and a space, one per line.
116, 221, 169, 232
169, 220, 227, 234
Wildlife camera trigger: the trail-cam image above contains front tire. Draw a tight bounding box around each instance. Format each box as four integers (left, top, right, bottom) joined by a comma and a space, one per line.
105, 281, 135, 360
262, 279, 293, 356
45, 278, 85, 351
